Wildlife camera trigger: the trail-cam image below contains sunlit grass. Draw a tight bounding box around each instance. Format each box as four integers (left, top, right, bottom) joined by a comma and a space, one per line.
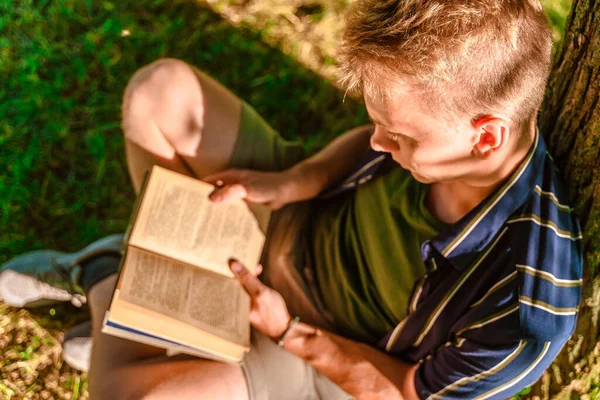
541, 0, 572, 42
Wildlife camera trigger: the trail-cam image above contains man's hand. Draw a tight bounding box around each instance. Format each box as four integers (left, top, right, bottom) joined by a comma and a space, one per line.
204, 169, 302, 210
229, 259, 418, 399
228, 259, 292, 339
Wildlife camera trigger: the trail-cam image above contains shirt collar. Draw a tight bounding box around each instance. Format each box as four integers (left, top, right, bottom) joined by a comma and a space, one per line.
423, 130, 547, 270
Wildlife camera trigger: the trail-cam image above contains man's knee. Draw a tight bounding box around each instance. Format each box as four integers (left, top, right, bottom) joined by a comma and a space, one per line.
122, 58, 206, 147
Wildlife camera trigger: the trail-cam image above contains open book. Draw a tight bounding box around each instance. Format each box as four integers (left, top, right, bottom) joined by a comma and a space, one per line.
102, 166, 271, 363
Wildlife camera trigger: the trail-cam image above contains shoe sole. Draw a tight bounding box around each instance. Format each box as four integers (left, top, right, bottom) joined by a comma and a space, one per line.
63, 321, 93, 372
0, 270, 78, 307
63, 338, 92, 372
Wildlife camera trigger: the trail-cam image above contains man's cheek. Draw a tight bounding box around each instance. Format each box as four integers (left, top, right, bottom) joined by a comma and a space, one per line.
405, 151, 426, 171
392, 154, 413, 171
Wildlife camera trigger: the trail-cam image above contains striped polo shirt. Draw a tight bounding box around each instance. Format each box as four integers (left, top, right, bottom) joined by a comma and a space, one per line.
321, 131, 583, 399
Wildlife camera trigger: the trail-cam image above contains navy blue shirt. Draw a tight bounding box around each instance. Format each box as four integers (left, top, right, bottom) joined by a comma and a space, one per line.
322, 131, 583, 399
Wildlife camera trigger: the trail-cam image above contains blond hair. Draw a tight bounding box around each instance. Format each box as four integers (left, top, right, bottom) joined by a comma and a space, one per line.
340, 0, 553, 131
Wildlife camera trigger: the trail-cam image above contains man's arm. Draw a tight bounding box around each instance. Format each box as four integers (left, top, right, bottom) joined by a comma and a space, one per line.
283, 124, 374, 202
204, 125, 374, 208
282, 322, 419, 400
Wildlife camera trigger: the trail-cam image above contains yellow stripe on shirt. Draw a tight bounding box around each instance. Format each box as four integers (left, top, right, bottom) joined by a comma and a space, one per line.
427, 341, 527, 400
516, 264, 582, 287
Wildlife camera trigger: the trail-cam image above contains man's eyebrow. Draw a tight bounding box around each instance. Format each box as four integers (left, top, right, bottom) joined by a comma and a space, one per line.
368, 115, 406, 135
367, 115, 415, 139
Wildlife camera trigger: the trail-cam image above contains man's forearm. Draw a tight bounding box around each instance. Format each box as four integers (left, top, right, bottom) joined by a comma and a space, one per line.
282, 322, 418, 400
284, 124, 373, 202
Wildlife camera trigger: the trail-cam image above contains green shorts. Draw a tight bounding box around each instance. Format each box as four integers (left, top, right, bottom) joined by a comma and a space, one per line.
230, 101, 307, 172
231, 102, 352, 400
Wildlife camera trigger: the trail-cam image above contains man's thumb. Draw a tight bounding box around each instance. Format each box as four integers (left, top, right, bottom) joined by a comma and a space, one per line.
210, 183, 248, 203
229, 259, 263, 297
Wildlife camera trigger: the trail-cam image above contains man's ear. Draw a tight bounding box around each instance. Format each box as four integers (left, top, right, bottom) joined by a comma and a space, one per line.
471, 116, 510, 159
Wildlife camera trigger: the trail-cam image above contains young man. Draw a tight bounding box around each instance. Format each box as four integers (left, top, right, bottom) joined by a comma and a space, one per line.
0, 0, 582, 398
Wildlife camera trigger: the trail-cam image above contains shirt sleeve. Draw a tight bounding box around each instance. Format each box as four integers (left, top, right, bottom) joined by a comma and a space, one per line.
414, 338, 566, 400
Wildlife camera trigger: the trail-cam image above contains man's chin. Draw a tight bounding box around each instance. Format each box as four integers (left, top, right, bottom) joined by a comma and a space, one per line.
394, 159, 439, 183
410, 170, 436, 184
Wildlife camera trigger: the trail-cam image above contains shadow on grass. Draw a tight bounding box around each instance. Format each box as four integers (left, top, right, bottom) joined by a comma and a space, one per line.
1, 0, 368, 266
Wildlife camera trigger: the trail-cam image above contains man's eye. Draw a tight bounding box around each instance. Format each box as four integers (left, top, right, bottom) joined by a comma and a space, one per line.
388, 132, 408, 141
388, 132, 418, 146
388, 132, 402, 141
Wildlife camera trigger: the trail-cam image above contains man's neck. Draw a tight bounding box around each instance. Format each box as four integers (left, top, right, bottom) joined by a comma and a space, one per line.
427, 124, 536, 225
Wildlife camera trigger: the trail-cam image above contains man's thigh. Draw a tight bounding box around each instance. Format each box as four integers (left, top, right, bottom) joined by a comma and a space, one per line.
228, 99, 306, 172
108, 330, 353, 400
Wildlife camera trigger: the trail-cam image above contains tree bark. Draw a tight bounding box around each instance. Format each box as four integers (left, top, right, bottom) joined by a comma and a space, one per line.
536, 0, 600, 397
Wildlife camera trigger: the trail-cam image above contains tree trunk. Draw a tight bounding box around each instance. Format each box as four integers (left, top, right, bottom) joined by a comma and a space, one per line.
536, 0, 600, 397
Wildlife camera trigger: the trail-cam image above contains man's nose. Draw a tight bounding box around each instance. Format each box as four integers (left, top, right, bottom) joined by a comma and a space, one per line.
370, 127, 398, 153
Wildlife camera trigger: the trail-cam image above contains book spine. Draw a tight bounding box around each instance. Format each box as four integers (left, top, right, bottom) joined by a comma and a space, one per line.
122, 169, 151, 255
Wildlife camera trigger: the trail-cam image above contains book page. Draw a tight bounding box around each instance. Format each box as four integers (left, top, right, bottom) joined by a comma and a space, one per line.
118, 247, 250, 346
129, 166, 270, 277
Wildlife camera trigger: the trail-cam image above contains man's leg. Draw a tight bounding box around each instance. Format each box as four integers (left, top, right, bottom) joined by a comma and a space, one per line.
89, 58, 249, 399
121, 58, 243, 192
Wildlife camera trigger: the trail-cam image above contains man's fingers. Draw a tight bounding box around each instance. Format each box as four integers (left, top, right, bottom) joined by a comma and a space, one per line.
210, 183, 248, 203
229, 259, 264, 297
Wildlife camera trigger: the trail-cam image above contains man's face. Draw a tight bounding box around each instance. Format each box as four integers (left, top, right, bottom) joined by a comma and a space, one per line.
365, 84, 480, 184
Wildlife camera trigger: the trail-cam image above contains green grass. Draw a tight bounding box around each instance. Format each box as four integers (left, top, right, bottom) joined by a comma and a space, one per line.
0, 0, 572, 398
542, 0, 572, 42
0, 0, 367, 263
